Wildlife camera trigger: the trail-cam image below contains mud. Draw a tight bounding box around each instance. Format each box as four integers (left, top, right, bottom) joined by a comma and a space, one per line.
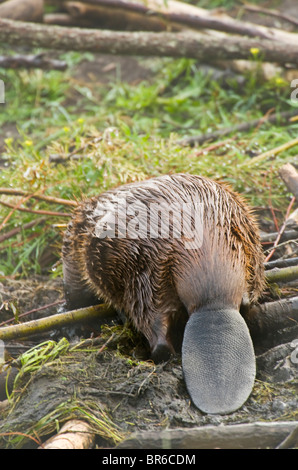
0, 277, 297, 449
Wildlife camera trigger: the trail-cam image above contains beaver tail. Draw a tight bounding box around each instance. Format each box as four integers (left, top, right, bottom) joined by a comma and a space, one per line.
182, 306, 255, 414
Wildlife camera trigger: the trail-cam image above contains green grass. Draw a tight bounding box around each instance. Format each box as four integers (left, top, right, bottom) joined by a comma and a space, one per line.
0, 48, 297, 277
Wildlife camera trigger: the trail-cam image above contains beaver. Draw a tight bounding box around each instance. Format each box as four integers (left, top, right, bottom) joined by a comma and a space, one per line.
62, 173, 265, 414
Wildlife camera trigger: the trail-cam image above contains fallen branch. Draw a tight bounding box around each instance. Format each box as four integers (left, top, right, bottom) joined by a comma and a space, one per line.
39, 419, 96, 449
0, 54, 67, 71
265, 265, 298, 284
0, 0, 43, 22
248, 296, 298, 337
179, 109, 298, 146
264, 196, 296, 263
261, 230, 298, 244
243, 3, 298, 28
0, 200, 72, 218
265, 256, 298, 270
66, 0, 298, 45
0, 192, 37, 232
0, 217, 46, 244
276, 425, 298, 449
65, 0, 181, 31
240, 137, 298, 167
117, 421, 298, 449
0, 300, 65, 327
2, 18, 298, 65
0, 188, 77, 207
0, 268, 296, 342
0, 303, 116, 342
279, 162, 298, 201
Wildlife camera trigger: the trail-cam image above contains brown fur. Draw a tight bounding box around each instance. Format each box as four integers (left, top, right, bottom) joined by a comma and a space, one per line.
62, 173, 265, 359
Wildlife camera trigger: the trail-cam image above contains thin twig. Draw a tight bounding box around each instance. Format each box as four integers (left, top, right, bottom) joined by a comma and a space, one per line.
0, 200, 72, 217
243, 4, 298, 28
0, 300, 65, 327
242, 137, 298, 167
0, 192, 36, 232
0, 431, 43, 448
0, 217, 46, 243
0, 188, 77, 206
265, 196, 296, 262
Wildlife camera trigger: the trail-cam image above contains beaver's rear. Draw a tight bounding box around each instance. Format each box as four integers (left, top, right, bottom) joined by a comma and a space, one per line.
62, 173, 265, 413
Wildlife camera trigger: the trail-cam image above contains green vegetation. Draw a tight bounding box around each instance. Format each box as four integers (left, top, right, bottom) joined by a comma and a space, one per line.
0, 48, 297, 277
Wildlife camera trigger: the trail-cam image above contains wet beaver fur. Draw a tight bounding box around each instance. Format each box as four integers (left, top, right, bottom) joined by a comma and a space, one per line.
62, 173, 265, 414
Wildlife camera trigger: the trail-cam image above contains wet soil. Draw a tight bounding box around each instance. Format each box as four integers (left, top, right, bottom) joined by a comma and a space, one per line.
1, 0, 298, 449
0, 277, 297, 449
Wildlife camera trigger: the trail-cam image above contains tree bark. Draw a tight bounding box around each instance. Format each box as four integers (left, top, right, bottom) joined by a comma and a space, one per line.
279, 163, 298, 201
0, 0, 43, 22
265, 265, 298, 284
65, 1, 181, 31
1, 18, 298, 65
67, 0, 298, 45
117, 421, 298, 449
248, 296, 298, 337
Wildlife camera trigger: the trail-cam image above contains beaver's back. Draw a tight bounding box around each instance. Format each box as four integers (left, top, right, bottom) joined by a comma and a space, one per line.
62, 173, 264, 331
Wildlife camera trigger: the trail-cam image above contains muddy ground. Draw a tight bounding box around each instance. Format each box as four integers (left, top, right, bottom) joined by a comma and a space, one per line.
0, 276, 297, 449
1, 0, 298, 450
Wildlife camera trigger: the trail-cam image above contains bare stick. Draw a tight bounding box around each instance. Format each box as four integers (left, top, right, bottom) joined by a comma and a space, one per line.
0, 200, 72, 218
265, 196, 296, 262
1, 19, 298, 65
0, 54, 67, 71
241, 137, 298, 168
0, 217, 46, 243
0, 300, 65, 327
265, 265, 298, 284
180, 110, 298, 146
0, 188, 77, 207
67, 0, 298, 45
248, 296, 298, 337
117, 421, 298, 449
0, 304, 116, 342
243, 4, 298, 28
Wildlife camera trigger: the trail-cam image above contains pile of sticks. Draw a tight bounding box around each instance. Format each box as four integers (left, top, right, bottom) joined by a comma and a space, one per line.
1, 0, 298, 70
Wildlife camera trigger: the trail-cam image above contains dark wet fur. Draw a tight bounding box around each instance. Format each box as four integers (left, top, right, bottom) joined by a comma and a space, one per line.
62, 173, 265, 361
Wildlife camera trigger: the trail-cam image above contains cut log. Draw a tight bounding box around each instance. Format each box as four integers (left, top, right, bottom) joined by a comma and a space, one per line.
0, 0, 43, 22
247, 296, 298, 337
279, 163, 298, 201
1, 19, 298, 65
40, 420, 95, 449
